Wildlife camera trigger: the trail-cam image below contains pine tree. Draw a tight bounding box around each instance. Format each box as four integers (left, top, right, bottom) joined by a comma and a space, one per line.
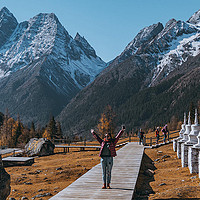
47, 116, 57, 139
7, 117, 15, 147
35, 124, 44, 138
18, 126, 30, 147
30, 122, 36, 138
12, 120, 23, 147
56, 121, 63, 139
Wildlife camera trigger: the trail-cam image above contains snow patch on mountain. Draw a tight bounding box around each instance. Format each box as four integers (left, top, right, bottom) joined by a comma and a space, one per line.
0, 9, 106, 91
68, 55, 105, 86
187, 9, 200, 25
151, 29, 200, 85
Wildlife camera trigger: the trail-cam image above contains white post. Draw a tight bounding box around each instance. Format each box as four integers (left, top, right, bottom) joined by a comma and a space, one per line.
177, 113, 187, 158
181, 112, 192, 167
187, 109, 199, 145
173, 113, 186, 152
189, 109, 200, 173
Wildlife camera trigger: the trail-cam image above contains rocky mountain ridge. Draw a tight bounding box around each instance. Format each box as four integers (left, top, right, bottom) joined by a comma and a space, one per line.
0, 7, 106, 125
107, 9, 200, 87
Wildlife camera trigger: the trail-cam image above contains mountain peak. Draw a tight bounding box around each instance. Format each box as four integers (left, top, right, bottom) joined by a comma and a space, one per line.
74, 32, 81, 40
133, 22, 163, 47
165, 18, 177, 28
30, 12, 60, 25
74, 32, 88, 45
187, 9, 200, 25
0, 7, 12, 15
74, 32, 97, 58
0, 7, 17, 21
0, 7, 18, 47
109, 22, 163, 66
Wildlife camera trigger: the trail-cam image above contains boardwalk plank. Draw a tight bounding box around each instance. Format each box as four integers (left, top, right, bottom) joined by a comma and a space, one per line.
50, 143, 144, 200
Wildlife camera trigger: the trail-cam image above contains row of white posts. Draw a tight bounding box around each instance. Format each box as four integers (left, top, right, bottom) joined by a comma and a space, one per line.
173, 109, 200, 177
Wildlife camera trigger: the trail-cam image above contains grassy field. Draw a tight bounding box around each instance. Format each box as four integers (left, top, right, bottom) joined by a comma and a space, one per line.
5, 134, 200, 199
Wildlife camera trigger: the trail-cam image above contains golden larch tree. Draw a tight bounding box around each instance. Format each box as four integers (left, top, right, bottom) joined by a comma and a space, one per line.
97, 105, 116, 138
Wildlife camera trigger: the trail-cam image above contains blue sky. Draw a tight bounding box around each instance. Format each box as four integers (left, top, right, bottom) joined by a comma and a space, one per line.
0, 0, 199, 62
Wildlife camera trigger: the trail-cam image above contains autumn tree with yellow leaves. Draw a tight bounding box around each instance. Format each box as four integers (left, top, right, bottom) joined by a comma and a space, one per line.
97, 105, 116, 138
0, 111, 63, 148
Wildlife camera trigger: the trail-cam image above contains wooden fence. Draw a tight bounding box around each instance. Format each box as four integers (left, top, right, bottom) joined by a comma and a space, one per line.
52, 136, 132, 148
52, 130, 180, 147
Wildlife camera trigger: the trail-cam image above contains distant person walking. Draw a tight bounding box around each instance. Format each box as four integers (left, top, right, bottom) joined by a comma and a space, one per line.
138, 128, 145, 145
91, 125, 125, 189
155, 127, 160, 144
162, 124, 169, 143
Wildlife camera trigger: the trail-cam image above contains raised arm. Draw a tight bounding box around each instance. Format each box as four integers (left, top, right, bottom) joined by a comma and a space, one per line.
114, 126, 125, 145
91, 129, 103, 144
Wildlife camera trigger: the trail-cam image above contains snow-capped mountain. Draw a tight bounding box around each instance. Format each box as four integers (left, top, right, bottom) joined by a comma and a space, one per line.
108, 9, 200, 86
0, 10, 105, 88
0, 7, 106, 125
57, 9, 200, 137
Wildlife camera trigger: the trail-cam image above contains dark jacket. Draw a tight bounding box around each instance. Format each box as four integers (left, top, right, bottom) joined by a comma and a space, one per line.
92, 130, 124, 157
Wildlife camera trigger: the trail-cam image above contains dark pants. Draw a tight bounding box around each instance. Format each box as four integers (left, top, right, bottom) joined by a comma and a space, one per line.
156, 135, 159, 144
163, 133, 167, 143
139, 137, 143, 145
101, 157, 113, 184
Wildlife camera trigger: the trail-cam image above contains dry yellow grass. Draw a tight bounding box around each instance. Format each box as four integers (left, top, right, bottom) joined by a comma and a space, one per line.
5, 137, 200, 199
6, 149, 100, 200
146, 143, 200, 199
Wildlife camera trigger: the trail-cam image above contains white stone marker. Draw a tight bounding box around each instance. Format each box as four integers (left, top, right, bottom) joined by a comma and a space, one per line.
177, 112, 190, 159
181, 112, 192, 167
188, 109, 200, 173
173, 113, 186, 152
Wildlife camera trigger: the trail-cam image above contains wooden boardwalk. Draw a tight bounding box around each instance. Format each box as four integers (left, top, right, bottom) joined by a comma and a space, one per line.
50, 143, 144, 200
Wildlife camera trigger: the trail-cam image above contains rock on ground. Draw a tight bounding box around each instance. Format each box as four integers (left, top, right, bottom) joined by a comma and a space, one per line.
0, 155, 11, 200
25, 138, 55, 156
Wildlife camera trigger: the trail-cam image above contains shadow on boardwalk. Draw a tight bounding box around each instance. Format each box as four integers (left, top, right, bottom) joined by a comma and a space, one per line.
133, 153, 156, 200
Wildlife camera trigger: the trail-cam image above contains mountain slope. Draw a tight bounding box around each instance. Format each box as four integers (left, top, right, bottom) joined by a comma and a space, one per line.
0, 8, 106, 125
58, 53, 200, 137
58, 9, 200, 137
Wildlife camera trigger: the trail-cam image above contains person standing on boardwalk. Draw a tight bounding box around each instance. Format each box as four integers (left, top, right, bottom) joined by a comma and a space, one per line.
91, 125, 125, 189
155, 127, 160, 144
138, 128, 144, 145
162, 124, 169, 143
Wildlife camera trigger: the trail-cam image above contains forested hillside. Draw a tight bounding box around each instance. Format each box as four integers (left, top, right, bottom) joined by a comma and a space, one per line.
58, 53, 200, 138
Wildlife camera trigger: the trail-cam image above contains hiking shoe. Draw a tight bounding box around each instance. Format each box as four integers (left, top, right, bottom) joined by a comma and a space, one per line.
107, 184, 111, 189
102, 184, 106, 189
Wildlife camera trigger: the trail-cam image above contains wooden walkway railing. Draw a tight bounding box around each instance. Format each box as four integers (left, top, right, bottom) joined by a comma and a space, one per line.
50, 143, 144, 200
52, 130, 179, 148
55, 142, 129, 153
143, 130, 179, 146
